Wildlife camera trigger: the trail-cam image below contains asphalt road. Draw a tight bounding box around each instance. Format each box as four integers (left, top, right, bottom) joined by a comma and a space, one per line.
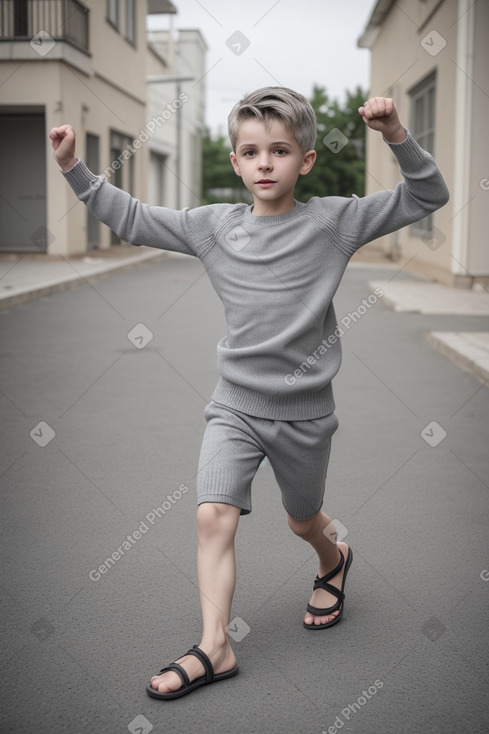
1, 253, 488, 734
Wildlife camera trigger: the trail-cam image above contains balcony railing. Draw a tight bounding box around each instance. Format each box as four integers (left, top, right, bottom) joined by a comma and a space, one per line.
0, 0, 89, 54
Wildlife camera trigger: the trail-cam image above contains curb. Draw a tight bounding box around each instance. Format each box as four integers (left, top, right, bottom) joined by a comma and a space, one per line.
0, 249, 167, 311
425, 331, 489, 386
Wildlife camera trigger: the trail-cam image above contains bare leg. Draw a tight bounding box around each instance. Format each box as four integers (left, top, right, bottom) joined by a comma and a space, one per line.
288, 511, 349, 627
150, 502, 241, 693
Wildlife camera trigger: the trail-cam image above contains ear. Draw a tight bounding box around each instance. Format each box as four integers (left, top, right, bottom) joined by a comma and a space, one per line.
299, 149, 317, 176
230, 151, 242, 177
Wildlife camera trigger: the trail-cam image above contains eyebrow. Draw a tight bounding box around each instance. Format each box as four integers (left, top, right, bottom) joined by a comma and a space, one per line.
238, 140, 293, 151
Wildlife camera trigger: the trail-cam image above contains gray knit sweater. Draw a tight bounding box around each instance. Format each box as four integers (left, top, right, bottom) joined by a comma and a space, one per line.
63, 132, 449, 420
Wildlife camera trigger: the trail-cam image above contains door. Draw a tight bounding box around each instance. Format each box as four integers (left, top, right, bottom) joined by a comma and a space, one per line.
0, 112, 47, 252
148, 151, 166, 206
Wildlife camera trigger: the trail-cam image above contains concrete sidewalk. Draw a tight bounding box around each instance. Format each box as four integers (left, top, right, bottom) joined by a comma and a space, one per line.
0, 246, 166, 311
365, 273, 489, 385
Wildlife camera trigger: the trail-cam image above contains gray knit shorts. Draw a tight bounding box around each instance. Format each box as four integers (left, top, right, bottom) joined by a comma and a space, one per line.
196, 401, 339, 520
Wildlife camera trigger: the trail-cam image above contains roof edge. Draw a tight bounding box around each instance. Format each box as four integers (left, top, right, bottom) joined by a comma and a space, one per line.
147, 0, 178, 15
357, 0, 396, 49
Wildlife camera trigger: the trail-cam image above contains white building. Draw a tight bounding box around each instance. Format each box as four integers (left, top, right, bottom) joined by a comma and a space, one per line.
0, 0, 206, 255
358, 0, 489, 288
146, 28, 207, 210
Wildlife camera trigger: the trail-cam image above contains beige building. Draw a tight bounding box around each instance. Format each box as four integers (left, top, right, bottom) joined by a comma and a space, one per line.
0, 0, 206, 255
358, 0, 489, 287
146, 28, 207, 210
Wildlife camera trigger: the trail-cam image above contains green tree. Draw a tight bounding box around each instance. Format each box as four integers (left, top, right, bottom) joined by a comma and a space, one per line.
201, 85, 368, 204
201, 128, 250, 204
294, 85, 367, 201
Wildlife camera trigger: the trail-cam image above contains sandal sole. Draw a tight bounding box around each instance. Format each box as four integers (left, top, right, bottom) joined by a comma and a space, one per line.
146, 665, 239, 700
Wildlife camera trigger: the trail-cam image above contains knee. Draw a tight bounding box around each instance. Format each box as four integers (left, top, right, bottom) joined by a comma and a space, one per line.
287, 511, 321, 539
197, 502, 239, 541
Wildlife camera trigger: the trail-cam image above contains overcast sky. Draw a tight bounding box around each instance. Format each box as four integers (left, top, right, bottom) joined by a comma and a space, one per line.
147, 0, 374, 135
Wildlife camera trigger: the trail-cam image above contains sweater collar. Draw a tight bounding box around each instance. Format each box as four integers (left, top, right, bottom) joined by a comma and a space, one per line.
243, 199, 306, 226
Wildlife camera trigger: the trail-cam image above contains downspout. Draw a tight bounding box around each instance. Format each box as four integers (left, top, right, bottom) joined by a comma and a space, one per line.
451, 0, 475, 281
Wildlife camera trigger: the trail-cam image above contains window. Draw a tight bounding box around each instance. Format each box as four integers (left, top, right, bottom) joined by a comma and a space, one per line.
126, 0, 136, 45
109, 131, 134, 244
107, 0, 119, 30
86, 134, 100, 249
13, 0, 28, 36
409, 72, 436, 235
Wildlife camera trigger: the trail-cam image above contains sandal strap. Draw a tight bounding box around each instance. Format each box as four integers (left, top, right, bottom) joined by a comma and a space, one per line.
158, 662, 190, 688
313, 580, 345, 601
307, 597, 342, 616
185, 645, 214, 683
310, 548, 346, 608
312, 548, 344, 590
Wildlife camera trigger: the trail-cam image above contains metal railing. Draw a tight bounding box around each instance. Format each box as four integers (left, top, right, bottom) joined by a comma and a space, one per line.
0, 0, 89, 54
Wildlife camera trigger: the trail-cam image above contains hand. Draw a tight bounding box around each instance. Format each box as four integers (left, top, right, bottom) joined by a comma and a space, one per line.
49, 124, 77, 171
358, 97, 406, 144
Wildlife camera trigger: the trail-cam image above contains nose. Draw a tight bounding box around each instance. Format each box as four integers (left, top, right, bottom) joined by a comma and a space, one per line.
258, 153, 272, 171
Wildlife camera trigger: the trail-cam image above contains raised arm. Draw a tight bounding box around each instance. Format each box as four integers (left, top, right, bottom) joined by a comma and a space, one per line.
49, 124, 204, 256
330, 98, 449, 257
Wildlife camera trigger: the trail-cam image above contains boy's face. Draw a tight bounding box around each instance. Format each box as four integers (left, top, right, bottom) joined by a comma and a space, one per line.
230, 117, 316, 216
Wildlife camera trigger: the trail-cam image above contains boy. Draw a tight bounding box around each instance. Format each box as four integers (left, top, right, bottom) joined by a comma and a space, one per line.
50, 89, 449, 700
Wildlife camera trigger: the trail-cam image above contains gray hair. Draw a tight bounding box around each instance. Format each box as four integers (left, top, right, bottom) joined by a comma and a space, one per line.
227, 86, 317, 153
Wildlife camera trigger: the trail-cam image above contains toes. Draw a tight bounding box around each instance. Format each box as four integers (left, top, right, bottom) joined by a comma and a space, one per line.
149, 672, 182, 693
325, 611, 339, 624
304, 610, 340, 626
160, 677, 181, 693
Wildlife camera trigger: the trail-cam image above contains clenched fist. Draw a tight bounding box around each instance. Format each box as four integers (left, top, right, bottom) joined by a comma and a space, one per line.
49, 124, 78, 171
358, 97, 406, 143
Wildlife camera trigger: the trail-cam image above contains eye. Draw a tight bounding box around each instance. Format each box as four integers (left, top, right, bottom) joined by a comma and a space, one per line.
274, 148, 287, 156
242, 150, 255, 157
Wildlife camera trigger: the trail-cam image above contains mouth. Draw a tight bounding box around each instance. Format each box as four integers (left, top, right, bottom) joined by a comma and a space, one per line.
256, 179, 276, 186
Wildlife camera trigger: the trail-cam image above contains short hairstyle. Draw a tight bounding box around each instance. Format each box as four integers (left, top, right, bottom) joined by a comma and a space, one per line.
227, 86, 317, 153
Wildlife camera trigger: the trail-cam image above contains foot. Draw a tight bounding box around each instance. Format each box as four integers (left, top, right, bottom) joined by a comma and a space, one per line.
149, 641, 237, 695
303, 541, 349, 627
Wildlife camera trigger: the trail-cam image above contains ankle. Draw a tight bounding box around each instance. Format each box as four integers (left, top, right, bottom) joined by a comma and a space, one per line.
200, 630, 230, 653
318, 545, 342, 576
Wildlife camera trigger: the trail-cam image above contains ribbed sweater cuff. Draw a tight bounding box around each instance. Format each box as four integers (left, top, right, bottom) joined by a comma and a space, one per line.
386, 131, 433, 170
211, 379, 335, 421
62, 159, 103, 198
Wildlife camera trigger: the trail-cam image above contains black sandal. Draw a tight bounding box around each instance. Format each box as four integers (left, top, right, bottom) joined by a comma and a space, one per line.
303, 546, 353, 630
146, 644, 239, 700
